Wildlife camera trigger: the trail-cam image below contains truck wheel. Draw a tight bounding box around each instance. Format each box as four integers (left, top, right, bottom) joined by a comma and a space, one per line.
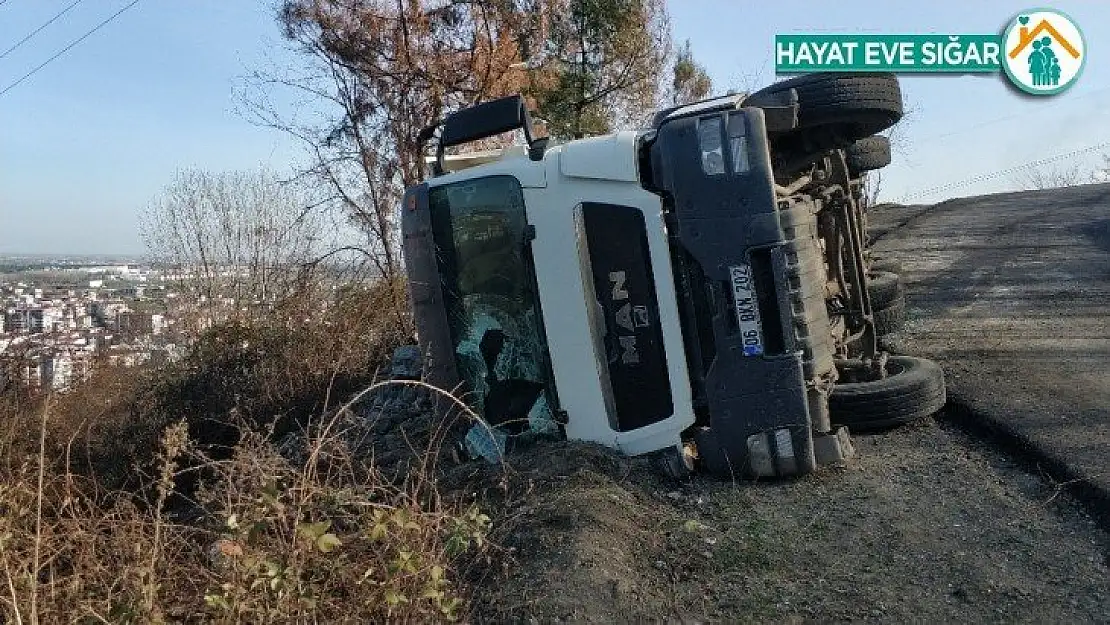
873, 297, 906, 336
751, 73, 903, 142
830, 356, 946, 431
868, 271, 903, 309
845, 135, 891, 176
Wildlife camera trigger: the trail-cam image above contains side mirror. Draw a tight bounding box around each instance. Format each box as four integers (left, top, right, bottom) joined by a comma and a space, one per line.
429, 95, 543, 175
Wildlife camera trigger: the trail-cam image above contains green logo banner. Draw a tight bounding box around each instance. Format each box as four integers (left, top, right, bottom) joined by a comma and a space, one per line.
775, 34, 1003, 73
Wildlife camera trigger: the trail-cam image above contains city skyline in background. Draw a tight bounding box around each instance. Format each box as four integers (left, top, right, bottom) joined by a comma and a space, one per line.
1, 0, 1109, 255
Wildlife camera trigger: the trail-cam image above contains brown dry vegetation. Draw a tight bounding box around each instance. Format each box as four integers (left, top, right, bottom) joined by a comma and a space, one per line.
0, 412, 496, 623
5, 280, 411, 492
0, 278, 507, 623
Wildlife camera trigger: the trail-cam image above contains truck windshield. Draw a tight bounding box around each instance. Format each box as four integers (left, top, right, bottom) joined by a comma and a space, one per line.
428, 175, 557, 435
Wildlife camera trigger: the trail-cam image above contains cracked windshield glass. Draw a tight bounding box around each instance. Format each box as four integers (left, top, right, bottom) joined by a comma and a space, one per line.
428, 176, 556, 438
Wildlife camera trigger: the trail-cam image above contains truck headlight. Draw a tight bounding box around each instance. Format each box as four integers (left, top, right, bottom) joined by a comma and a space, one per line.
728, 112, 751, 174
698, 117, 725, 176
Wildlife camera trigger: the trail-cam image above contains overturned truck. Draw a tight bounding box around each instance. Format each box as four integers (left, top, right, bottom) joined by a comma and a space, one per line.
399, 72, 945, 478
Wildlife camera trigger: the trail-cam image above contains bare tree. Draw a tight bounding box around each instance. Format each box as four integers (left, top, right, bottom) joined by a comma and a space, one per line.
1012, 161, 1092, 190
1095, 153, 1110, 182
725, 51, 773, 95
140, 168, 327, 328
241, 1, 540, 284
863, 170, 883, 208
862, 94, 917, 206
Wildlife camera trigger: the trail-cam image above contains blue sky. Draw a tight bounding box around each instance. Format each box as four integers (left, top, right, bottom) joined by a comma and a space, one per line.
1, 1, 1107, 255
669, 1, 1110, 205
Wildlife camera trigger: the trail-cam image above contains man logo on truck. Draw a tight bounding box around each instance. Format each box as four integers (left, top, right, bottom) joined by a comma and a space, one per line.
609, 270, 644, 365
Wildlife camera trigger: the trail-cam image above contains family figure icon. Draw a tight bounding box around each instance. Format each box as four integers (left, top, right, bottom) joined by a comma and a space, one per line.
1028, 38, 1061, 86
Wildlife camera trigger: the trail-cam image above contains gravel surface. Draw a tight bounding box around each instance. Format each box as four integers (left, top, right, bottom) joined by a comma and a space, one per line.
869, 184, 1110, 517
470, 421, 1110, 623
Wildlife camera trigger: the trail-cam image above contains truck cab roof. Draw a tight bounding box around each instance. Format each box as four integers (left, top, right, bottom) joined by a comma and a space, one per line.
424, 130, 646, 189
424, 144, 531, 176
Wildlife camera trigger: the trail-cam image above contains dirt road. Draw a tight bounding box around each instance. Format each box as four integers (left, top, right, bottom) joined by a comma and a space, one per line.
870, 184, 1110, 520
473, 426, 1110, 623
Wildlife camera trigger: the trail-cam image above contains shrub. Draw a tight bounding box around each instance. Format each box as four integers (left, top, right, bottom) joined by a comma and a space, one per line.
0, 275, 502, 622
1, 402, 492, 623
0, 278, 413, 496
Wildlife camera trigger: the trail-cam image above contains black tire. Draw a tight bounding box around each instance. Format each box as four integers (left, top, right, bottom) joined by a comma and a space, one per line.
750, 73, 903, 142
874, 297, 906, 336
868, 271, 903, 309
846, 135, 891, 175
831, 356, 946, 431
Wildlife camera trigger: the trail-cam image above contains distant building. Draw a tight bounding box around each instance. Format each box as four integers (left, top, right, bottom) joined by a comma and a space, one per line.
23, 359, 43, 389
113, 286, 143, 299
4, 310, 28, 334
88, 301, 128, 328
28, 309, 44, 333
27, 308, 63, 333
42, 355, 70, 391
115, 311, 160, 335
106, 349, 150, 368
42, 285, 79, 300
42, 351, 92, 392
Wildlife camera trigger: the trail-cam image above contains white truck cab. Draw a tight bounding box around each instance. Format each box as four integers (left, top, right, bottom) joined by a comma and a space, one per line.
403, 93, 859, 477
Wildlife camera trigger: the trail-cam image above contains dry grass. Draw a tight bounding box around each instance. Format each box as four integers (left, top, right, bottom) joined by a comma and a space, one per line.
0, 402, 494, 623
0, 278, 503, 623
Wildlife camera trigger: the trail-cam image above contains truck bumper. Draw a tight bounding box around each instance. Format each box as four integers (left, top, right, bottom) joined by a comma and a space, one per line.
648, 106, 841, 477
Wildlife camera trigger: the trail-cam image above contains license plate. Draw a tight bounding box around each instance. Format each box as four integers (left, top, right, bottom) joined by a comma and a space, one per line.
729, 264, 764, 356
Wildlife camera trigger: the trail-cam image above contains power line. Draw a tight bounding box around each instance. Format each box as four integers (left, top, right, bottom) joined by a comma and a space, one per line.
911, 86, 1110, 147
902, 141, 1110, 201
0, 0, 86, 61
0, 0, 141, 98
